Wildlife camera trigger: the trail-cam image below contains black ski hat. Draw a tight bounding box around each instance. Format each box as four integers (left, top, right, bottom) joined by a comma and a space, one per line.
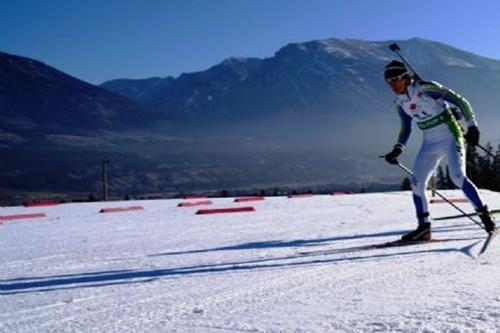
384, 60, 409, 80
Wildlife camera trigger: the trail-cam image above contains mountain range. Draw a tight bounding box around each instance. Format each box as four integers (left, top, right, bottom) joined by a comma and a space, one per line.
2, 38, 500, 204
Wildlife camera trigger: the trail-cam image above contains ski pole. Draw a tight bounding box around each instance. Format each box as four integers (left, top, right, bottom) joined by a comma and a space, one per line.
389, 43, 422, 81
394, 162, 486, 230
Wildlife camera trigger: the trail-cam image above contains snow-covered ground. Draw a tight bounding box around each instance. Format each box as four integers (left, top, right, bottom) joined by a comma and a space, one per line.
1, 190, 499, 332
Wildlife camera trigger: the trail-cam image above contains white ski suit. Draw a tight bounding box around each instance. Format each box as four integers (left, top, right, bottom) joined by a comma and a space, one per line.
392, 80, 484, 223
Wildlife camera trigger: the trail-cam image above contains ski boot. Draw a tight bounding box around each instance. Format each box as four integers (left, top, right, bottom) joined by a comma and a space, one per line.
476, 205, 496, 234
401, 222, 432, 242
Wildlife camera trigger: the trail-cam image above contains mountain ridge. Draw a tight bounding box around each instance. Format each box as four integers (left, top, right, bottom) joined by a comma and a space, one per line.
2, 37, 500, 205
0, 50, 158, 135
98, 37, 500, 126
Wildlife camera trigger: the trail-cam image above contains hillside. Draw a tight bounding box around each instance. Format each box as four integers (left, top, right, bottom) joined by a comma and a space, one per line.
101, 38, 500, 139
0, 51, 157, 137
3, 38, 500, 204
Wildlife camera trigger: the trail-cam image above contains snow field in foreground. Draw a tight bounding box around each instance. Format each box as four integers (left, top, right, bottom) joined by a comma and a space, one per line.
1, 191, 499, 332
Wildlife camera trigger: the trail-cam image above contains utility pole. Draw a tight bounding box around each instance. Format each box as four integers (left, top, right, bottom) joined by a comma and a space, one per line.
102, 159, 109, 201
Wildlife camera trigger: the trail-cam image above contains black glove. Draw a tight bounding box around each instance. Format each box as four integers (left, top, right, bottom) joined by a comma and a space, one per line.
384, 147, 403, 165
465, 126, 480, 146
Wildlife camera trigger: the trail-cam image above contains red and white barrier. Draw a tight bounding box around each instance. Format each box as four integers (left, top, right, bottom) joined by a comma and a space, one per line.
178, 200, 213, 207
234, 196, 265, 203
196, 207, 255, 215
99, 206, 144, 213
0, 213, 47, 224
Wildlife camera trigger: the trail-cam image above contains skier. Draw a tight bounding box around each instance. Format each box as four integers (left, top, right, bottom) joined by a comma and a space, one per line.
383, 60, 496, 241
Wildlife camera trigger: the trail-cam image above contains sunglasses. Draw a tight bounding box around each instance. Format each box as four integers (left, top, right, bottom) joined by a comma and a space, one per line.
385, 73, 408, 84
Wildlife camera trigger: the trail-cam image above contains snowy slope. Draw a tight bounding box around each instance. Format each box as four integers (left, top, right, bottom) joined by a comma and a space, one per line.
1, 191, 499, 332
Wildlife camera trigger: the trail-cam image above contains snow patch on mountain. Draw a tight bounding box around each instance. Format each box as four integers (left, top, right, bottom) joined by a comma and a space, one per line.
441, 56, 475, 68
319, 40, 355, 58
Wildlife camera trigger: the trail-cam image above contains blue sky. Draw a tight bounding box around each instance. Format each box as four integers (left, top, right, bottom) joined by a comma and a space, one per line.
1, 0, 499, 84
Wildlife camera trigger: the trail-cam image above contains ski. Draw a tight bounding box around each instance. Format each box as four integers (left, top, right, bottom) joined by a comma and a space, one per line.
297, 239, 449, 256
434, 208, 500, 221
478, 228, 499, 256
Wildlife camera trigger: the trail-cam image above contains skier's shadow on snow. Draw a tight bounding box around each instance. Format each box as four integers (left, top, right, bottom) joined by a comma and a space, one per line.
146, 224, 477, 257
0, 234, 482, 295
148, 230, 407, 257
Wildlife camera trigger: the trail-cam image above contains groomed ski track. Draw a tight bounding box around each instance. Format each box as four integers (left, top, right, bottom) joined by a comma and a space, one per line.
1, 191, 499, 332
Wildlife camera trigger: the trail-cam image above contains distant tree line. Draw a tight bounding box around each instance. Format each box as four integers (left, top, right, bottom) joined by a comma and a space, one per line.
465, 143, 500, 191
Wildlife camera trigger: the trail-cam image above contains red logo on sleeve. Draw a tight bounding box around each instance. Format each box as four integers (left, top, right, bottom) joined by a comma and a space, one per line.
410, 103, 417, 110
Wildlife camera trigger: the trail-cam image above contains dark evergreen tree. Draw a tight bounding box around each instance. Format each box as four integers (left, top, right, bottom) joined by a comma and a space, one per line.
445, 165, 455, 189
492, 144, 500, 191
436, 166, 447, 189
482, 142, 495, 189
401, 177, 412, 191
466, 144, 481, 186
475, 142, 494, 189
464, 141, 500, 191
